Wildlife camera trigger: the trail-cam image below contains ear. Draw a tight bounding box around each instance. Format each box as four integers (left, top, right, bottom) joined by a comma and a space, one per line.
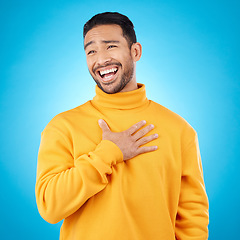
131, 42, 142, 62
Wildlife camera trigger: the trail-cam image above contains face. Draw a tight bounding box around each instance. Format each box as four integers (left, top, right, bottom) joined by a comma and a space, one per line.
84, 24, 141, 94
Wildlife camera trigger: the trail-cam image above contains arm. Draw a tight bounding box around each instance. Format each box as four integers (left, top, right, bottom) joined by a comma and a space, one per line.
175, 129, 209, 240
35, 126, 122, 224
35, 119, 158, 224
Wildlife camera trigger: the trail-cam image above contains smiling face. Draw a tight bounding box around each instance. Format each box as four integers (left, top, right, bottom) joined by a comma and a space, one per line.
84, 24, 142, 94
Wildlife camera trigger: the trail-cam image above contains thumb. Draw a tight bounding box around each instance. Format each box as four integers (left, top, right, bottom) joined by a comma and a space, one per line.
98, 119, 110, 133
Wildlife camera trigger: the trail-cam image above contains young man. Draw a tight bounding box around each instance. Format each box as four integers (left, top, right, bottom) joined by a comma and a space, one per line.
36, 12, 209, 240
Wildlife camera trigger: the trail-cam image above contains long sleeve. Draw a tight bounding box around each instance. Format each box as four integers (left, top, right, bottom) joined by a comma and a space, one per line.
35, 126, 123, 224
175, 129, 209, 240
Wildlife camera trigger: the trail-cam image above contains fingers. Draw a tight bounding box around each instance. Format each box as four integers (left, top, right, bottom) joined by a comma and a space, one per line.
132, 124, 155, 141
137, 145, 158, 155
98, 119, 110, 133
137, 133, 158, 147
127, 120, 147, 135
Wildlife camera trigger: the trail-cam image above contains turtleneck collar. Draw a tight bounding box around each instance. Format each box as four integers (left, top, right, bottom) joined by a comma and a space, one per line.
91, 83, 149, 110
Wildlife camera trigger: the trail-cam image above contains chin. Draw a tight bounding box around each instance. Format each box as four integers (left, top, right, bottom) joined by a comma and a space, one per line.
95, 79, 122, 94
101, 85, 119, 94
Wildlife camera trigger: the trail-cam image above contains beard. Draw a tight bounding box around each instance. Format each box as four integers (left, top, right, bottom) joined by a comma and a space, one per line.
90, 59, 134, 94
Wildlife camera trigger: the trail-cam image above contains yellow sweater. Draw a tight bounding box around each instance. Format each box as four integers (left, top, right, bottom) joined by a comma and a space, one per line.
36, 84, 209, 240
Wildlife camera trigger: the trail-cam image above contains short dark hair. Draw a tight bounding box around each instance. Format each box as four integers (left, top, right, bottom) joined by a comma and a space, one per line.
83, 12, 137, 48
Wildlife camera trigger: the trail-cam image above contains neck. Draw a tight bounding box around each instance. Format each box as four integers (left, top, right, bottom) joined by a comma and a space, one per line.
92, 83, 149, 110
120, 79, 138, 93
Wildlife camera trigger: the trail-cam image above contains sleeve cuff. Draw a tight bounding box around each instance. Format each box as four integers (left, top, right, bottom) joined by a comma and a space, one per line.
81, 140, 123, 177
92, 140, 123, 166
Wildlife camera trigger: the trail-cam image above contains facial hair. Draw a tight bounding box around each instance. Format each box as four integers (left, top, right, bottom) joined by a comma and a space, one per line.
90, 59, 134, 94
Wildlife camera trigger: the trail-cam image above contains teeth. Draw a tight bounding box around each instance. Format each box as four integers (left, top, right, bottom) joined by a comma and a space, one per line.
100, 68, 117, 76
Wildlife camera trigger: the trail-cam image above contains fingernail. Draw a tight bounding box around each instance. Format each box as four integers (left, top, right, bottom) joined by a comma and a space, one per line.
154, 134, 158, 138
150, 124, 154, 128
142, 120, 146, 124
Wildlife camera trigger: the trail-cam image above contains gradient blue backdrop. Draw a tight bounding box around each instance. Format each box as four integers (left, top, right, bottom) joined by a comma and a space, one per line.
1, 0, 239, 239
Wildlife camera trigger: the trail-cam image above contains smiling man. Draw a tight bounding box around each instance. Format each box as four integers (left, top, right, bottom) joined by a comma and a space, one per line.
36, 12, 209, 240
84, 23, 140, 94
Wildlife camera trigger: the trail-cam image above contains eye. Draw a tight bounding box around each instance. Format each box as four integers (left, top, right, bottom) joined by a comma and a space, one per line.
87, 50, 95, 55
107, 45, 117, 49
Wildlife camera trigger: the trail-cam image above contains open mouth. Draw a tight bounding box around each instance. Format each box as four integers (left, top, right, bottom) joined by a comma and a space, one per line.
97, 67, 119, 83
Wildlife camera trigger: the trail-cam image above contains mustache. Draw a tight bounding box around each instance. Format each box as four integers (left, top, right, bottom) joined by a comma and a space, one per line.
93, 62, 122, 74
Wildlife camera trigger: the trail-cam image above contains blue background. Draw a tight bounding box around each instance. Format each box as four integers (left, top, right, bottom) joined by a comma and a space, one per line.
1, 0, 239, 239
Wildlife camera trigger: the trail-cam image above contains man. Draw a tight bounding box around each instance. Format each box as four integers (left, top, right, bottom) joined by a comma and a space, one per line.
36, 12, 209, 240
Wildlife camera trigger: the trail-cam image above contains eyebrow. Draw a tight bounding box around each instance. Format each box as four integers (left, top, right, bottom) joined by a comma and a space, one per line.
84, 40, 120, 50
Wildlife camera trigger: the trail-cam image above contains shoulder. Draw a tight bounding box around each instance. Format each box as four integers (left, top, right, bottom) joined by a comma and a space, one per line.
44, 101, 92, 132
149, 100, 196, 137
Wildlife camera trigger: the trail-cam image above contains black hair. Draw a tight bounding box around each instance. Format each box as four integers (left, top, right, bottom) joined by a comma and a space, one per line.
83, 12, 137, 48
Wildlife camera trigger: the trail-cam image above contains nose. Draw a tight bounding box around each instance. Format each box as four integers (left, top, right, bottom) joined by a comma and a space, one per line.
95, 49, 111, 67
